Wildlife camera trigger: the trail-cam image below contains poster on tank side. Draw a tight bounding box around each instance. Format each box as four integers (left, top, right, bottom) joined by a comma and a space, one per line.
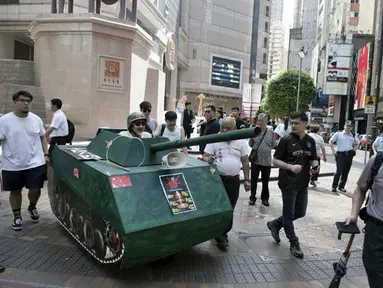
159, 173, 197, 215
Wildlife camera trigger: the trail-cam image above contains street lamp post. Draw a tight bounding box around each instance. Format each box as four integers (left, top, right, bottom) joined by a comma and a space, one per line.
296, 50, 306, 112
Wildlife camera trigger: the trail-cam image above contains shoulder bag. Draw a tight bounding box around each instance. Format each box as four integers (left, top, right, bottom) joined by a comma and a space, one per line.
249, 129, 267, 163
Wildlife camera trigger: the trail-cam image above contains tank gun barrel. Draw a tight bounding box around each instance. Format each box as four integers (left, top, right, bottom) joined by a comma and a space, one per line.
150, 127, 260, 152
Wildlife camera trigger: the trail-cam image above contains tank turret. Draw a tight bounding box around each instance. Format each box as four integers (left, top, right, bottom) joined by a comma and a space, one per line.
47, 126, 259, 268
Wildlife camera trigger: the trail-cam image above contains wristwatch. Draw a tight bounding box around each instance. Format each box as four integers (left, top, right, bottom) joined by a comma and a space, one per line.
44, 154, 50, 157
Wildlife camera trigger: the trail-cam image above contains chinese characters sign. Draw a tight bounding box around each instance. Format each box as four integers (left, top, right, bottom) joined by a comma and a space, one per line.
98, 55, 125, 92
159, 173, 196, 215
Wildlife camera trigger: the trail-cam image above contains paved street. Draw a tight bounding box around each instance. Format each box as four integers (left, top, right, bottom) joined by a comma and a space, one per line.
0, 149, 371, 287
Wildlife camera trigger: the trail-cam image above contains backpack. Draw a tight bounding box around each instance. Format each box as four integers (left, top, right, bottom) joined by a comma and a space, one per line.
66, 119, 75, 145
145, 123, 153, 135
359, 151, 383, 222
160, 124, 182, 140
160, 124, 166, 136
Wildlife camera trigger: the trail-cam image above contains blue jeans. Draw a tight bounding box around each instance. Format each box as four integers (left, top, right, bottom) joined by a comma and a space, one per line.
271, 187, 308, 243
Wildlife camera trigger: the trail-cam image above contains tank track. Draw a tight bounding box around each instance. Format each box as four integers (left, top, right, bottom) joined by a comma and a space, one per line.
47, 171, 124, 264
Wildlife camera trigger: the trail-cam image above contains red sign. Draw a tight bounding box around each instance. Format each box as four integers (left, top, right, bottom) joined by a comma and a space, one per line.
110, 175, 132, 188
355, 44, 369, 109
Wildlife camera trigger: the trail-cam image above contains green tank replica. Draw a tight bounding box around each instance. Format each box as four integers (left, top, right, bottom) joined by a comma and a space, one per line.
47, 127, 258, 268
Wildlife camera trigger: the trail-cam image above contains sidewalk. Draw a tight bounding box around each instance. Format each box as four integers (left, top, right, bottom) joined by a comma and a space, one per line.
0, 160, 369, 287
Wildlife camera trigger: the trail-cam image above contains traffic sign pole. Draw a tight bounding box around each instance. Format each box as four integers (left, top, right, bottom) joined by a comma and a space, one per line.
365, 114, 373, 164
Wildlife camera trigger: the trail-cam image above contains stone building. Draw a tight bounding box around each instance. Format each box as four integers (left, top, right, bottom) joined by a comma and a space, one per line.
0, 0, 180, 138
175, 0, 266, 114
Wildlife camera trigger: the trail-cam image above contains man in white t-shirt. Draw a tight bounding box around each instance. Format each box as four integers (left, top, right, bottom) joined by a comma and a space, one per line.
0, 90, 49, 231
203, 117, 251, 250
45, 98, 69, 155
154, 111, 188, 154
308, 126, 327, 187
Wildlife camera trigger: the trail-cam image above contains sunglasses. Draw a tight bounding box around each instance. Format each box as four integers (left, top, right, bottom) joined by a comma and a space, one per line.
142, 109, 151, 113
134, 121, 146, 126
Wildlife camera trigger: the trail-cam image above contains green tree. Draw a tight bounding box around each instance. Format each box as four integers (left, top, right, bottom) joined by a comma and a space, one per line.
262, 69, 316, 118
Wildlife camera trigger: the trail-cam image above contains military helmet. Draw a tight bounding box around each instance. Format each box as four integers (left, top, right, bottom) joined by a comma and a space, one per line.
127, 112, 147, 128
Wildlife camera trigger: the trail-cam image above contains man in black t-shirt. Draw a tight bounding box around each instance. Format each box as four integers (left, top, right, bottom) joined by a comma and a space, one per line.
266, 111, 319, 259
183, 100, 195, 139
199, 105, 220, 153
231, 106, 246, 129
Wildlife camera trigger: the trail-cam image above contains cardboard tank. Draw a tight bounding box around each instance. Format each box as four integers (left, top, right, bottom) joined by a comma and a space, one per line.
47, 127, 258, 268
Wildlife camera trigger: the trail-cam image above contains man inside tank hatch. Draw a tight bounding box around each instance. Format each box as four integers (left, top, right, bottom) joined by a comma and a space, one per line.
119, 112, 153, 138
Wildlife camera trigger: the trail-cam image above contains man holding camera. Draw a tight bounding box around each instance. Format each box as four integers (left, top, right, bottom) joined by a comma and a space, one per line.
345, 152, 383, 287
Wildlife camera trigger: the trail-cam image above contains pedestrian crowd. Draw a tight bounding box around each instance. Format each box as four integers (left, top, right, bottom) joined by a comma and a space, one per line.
0, 91, 381, 287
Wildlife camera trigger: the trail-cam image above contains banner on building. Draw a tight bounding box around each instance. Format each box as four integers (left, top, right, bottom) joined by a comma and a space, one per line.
328, 95, 336, 116
310, 44, 319, 86
311, 90, 329, 118
324, 44, 353, 95
354, 43, 370, 110
242, 83, 262, 119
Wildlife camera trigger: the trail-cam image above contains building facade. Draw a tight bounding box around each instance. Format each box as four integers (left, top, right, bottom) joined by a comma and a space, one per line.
0, 0, 181, 137
288, 0, 319, 72
176, 0, 269, 114
267, 0, 285, 78
315, 0, 376, 127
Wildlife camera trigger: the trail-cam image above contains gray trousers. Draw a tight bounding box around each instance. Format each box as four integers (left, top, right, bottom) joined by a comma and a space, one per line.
272, 187, 308, 243
363, 217, 383, 287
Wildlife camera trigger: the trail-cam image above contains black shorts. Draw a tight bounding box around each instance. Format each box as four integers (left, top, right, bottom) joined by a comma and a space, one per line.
2, 165, 46, 191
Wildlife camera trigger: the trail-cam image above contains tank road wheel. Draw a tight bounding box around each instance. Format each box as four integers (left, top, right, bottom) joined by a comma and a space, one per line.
83, 220, 95, 249
106, 225, 122, 254
49, 191, 57, 214
77, 215, 85, 241
58, 196, 67, 221
54, 193, 60, 215
94, 229, 106, 258
69, 208, 79, 234
65, 204, 70, 224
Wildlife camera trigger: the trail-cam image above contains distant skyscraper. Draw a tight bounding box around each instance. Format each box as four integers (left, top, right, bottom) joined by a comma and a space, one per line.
288, 0, 318, 72
268, 0, 285, 78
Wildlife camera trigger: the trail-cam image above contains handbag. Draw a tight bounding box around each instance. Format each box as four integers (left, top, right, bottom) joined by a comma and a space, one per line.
249, 129, 267, 163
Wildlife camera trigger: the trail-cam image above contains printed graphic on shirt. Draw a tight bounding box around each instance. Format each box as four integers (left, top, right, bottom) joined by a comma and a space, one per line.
159, 173, 197, 215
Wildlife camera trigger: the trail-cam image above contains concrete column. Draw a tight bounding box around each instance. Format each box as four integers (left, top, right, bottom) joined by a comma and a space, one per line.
145, 68, 166, 121
0, 34, 15, 59
96, 0, 101, 14
68, 0, 73, 13
170, 65, 178, 101
119, 0, 126, 19
132, 0, 137, 22
51, 0, 57, 13
88, 0, 94, 12
58, 0, 64, 13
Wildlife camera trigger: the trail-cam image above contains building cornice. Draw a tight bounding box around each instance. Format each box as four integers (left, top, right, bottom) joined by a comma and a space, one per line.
28, 14, 154, 54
